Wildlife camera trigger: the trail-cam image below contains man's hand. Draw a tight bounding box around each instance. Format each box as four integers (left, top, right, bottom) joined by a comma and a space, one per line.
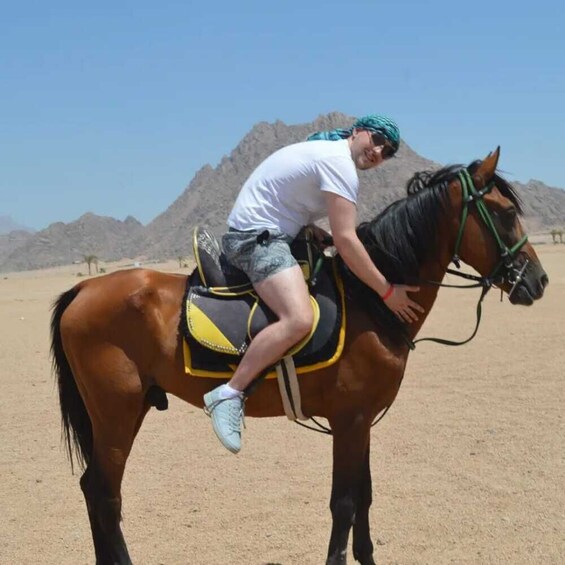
383, 285, 423, 323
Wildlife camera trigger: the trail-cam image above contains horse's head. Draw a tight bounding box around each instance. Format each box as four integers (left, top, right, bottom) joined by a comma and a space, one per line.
448, 148, 548, 305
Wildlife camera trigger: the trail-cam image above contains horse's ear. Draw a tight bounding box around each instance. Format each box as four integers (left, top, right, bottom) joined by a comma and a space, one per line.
472, 146, 500, 188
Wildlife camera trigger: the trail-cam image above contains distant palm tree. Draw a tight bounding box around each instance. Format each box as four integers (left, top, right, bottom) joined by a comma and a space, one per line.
550, 229, 558, 243
558, 229, 564, 244
177, 255, 185, 268
83, 254, 98, 276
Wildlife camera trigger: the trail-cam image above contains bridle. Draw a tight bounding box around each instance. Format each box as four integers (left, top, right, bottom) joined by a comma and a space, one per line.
452, 169, 528, 284
411, 169, 529, 349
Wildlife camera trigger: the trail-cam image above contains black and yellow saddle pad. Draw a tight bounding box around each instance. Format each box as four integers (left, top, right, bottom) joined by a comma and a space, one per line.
180, 260, 345, 378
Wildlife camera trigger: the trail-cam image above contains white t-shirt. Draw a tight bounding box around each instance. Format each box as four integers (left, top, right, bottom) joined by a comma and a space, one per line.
227, 139, 359, 238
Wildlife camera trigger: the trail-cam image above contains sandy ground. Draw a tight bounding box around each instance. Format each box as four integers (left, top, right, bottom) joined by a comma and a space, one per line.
0, 244, 563, 565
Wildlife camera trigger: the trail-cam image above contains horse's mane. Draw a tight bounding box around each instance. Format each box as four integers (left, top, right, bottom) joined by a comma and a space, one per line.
339, 161, 523, 347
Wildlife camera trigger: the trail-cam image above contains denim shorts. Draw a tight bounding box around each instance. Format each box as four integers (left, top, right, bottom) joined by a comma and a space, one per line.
222, 228, 297, 284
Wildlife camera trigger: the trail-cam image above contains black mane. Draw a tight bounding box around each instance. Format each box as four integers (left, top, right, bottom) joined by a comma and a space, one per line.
340, 161, 523, 347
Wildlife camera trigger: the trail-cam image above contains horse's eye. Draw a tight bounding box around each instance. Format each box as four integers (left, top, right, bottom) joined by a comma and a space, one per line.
502, 208, 517, 229
492, 207, 516, 231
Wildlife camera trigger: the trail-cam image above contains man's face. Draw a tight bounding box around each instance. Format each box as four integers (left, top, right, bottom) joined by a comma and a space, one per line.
349, 128, 393, 170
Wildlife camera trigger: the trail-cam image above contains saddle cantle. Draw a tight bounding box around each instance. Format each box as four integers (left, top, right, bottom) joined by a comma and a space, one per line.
192, 227, 250, 289
180, 227, 346, 378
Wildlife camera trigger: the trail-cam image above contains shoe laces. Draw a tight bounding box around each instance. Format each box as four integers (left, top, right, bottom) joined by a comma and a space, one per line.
204, 395, 246, 431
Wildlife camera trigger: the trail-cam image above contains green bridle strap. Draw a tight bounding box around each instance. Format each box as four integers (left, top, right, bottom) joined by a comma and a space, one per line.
453, 170, 528, 271
452, 171, 472, 260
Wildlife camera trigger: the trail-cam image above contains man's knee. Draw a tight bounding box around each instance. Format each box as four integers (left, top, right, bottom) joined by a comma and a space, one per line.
288, 306, 314, 338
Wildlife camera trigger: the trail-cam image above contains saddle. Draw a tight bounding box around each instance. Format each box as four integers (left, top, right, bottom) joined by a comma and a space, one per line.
180, 227, 346, 378
190, 226, 325, 289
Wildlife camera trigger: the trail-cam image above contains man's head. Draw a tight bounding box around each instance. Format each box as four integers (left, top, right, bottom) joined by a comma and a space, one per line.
307, 113, 400, 170
348, 114, 399, 170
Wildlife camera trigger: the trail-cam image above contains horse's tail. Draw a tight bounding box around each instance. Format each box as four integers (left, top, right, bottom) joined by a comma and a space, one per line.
50, 286, 92, 473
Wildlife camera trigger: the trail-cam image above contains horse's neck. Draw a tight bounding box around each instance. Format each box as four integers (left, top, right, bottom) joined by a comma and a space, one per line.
400, 213, 455, 339
405, 259, 450, 340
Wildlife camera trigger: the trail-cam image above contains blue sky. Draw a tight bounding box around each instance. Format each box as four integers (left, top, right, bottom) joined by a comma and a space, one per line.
2, 0, 564, 230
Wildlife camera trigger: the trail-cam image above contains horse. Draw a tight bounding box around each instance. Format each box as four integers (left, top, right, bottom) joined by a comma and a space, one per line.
50, 148, 548, 565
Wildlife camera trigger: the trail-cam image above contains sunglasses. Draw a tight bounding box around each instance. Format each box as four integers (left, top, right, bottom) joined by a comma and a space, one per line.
368, 131, 396, 159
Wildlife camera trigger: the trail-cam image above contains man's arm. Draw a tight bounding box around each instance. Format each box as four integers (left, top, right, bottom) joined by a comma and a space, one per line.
325, 192, 423, 323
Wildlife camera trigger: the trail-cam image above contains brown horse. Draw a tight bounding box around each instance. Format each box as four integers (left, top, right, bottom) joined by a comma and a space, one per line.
50, 149, 548, 565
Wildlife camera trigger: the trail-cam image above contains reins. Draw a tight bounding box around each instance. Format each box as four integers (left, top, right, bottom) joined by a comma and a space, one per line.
411, 278, 490, 348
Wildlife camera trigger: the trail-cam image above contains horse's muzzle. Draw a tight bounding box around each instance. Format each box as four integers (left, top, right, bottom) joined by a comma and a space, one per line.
508, 262, 548, 305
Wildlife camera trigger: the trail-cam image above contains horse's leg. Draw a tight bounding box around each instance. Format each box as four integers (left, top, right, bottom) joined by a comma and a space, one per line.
81, 400, 149, 565
76, 357, 149, 565
352, 441, 375, 565
326, 414, 371, 565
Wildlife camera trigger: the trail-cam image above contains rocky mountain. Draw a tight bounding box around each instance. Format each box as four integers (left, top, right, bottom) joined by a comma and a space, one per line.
0, 230, 35, 266
513, 179, 565, 232
1, 112, 564, 272
0, 213, 143, 272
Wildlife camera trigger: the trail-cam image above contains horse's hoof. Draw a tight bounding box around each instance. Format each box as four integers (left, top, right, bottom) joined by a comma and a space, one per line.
353, 549, 376, 565
326, 553, 347, 565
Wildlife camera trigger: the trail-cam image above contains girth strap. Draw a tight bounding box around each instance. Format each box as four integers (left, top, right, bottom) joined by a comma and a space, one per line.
275, 357, 307, 421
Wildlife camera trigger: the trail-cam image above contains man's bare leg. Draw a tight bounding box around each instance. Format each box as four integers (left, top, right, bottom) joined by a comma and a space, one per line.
229, 264, 313, 391
203, 264, 313, 453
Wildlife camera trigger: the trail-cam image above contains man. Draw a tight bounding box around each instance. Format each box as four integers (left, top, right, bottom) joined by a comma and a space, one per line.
204, 114, 423, 453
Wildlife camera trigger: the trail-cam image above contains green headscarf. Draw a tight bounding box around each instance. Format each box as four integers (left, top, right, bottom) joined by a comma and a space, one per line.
307, 114, 400, 152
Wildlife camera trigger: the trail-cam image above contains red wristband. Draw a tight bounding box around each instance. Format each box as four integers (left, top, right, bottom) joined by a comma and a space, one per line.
381, 284, 394, 301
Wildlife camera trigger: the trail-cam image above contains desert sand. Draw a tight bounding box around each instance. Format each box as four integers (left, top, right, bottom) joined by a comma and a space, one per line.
0, 244, 563, 565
